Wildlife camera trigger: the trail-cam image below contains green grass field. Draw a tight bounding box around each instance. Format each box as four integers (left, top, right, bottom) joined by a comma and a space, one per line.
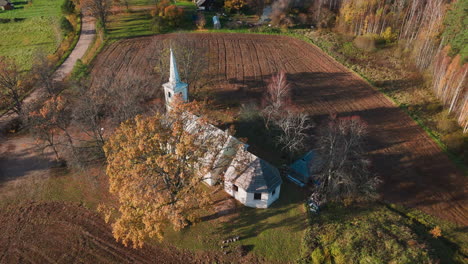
106, 0, 196, 40
0, 0, 63, 70
161, 181, 308, 262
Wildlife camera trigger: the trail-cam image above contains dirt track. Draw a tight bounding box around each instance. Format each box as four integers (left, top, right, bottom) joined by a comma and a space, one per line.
91, 33, 467, 225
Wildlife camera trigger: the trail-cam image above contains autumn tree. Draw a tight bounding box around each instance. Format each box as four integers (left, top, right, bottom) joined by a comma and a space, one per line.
0, 56, 26, 115
224, 0, 246, 13
84, 0, 112, 31
151, 0, 184, 33
104, 99, 233, 247
312, 115, 380, 204
26, 96, 73, 163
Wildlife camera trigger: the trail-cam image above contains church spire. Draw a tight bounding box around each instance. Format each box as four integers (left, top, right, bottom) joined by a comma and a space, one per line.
163, 48, 188, 112
169, 48, 181, 84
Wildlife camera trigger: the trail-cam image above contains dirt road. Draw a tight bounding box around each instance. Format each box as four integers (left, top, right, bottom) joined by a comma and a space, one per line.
0, 14, 96, 133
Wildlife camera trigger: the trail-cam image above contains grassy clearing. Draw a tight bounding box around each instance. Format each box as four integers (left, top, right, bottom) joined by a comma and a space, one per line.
107, 10, 154, 40
160, 180, 307, 263
0, 0, 63, 70
106, 0, 196, 41
300, 202, 467, 264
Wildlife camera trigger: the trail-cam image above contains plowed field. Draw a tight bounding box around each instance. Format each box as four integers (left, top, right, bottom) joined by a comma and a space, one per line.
91, 33, 467, 225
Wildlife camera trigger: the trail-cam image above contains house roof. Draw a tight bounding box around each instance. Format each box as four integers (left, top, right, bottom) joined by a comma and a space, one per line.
225, 148, 282, 193
290, 151, 315, 183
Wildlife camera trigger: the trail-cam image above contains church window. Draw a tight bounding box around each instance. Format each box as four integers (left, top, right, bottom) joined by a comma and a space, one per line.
233, 184, 238, 192
168, 92, 172, 98
254, 193, 261, 200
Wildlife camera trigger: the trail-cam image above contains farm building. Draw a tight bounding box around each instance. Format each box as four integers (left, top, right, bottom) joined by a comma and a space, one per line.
224, 148, 282, 208
288, 151, 315, 186
194, 0, 215, 10
163, 49, 282, 208
0, 0, 13, 10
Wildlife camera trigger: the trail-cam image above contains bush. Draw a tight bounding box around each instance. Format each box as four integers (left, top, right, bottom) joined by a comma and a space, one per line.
436, 114, 458, 133
353, 35, 376, 51
195, 12, 206, 30
60, 17, 73, 35
380, 27, 397, 44
71, 59, 89, 80
0, 18, 11, 23
150, 0, 184, 32
61, 0, 75, 15
301, 203, 456, 264
339, 42, 359, 58
442, 132, 465, 152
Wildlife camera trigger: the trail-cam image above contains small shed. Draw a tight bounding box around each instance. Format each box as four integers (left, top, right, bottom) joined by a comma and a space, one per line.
194, 0, 215, 10
288, 151, 315, 186
0, 0, 13, 10
224, 148, 282, 208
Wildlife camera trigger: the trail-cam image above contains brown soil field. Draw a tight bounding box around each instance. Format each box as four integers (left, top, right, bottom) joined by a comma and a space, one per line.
90, 33, 467, 226
0, 202, 256, 264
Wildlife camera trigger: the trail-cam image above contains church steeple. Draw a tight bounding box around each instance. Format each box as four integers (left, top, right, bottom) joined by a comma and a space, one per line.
169, 48, 181, 84
163, 48, 188, 112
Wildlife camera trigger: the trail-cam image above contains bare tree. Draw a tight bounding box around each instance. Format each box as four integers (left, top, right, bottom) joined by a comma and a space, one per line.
276, 110, 313, 157
72, 83, 107, 156
261, 71, 292, 129
312, 115, 380, 204
25, 96, 73, 164
152, 37, 209, 97
84, 0, 112, 31
0, 57, 26, 115
32, 50, 57, 96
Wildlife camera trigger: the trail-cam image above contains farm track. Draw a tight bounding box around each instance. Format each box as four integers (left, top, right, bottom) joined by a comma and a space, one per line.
91, 33, 467, 226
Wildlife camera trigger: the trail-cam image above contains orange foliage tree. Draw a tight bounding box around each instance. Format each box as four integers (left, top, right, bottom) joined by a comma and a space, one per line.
27, 96, 73, 162
224, 0, 246, 13
151, 0, 184, 32
104, 99, 232, 248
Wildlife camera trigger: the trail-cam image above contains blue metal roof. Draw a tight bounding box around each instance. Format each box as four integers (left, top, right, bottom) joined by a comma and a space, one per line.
289, 151, 315, 183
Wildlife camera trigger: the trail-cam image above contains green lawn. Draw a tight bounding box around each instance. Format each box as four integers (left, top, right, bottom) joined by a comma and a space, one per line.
107, 10, 154, 40
0, 0, 63, 70
161, 180, 308, 263
107, 0, 196, 41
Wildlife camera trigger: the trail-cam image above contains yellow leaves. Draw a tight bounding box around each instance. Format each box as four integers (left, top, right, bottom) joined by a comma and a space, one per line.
104, 100, 217, 247
429, 226, 442, 238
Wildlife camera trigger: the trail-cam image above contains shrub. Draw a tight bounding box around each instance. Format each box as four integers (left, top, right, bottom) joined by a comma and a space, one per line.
60, 17, 73, 35
0, 18, 11, 23
61, 0, 75, 15
353, 35, 376, 51
151, 0, 184, 32
71, 59, 89, 80
250, 25, 281, 34
339, 42, 359, 58
442, 132, 465, 152
380, 27, 397, 44
436, 114, 458, 133
195, 12, 206, 30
